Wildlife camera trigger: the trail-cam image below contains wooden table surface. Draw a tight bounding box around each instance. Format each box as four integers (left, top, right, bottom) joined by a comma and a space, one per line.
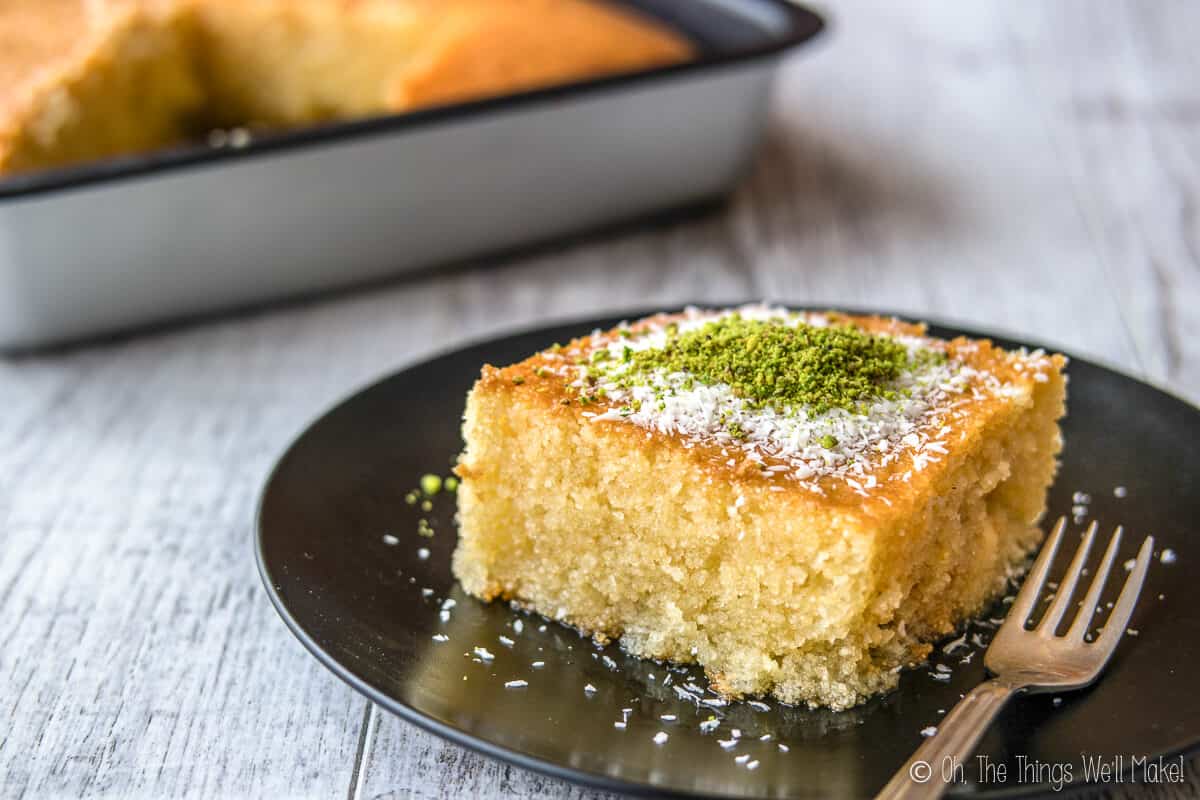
4, 1, 1199, 798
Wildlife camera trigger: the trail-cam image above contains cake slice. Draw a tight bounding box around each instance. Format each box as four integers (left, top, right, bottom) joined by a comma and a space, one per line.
452, 306, 1066, 710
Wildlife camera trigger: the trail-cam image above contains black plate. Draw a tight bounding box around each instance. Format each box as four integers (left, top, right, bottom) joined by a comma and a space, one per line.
256, 309, 1200, 799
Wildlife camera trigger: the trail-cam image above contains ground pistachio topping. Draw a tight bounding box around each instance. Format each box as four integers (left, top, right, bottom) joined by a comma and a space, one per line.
621, 315, 935, 415
419, 474, 443, 496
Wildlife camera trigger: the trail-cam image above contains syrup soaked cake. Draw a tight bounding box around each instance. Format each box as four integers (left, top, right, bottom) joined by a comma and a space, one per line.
452, 306, 1067, 709
0, 0, 692, 175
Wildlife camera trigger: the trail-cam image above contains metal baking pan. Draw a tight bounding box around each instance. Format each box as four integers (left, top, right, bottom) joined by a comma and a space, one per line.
0, 1, 824, 350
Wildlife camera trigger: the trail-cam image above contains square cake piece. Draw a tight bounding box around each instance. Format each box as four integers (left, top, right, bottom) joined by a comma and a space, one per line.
452, 306, 1066, 709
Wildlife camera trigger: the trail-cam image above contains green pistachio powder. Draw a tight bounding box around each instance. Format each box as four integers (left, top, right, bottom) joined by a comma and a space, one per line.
581, 315, 944, 443
404, 473, 457, 539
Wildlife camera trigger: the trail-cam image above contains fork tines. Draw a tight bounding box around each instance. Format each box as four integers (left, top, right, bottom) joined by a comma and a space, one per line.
1008, 516, 1155, 645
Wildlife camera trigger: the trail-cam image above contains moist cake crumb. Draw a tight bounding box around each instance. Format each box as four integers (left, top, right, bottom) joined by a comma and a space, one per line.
452, 306, 1066, 709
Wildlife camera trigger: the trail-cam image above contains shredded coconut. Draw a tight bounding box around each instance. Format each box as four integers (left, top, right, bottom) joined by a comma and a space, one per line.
572, 305, 1051, 496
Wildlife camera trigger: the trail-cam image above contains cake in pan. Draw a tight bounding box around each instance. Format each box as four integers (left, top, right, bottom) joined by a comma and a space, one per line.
452, 306, 1067, 709
0, 0, 692, 175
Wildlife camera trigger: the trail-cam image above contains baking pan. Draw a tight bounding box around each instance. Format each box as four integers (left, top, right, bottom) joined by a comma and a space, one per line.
0, 1, 824, 350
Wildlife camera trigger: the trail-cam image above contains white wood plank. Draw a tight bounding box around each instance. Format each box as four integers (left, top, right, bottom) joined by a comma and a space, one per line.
1003, 0, 1200, 403
0, 333, 377, 800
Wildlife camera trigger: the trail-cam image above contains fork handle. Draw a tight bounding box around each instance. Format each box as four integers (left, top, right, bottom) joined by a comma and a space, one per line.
876, 678, 1019, 800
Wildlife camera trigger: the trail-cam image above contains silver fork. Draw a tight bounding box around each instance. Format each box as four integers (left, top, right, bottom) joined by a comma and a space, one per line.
877, 517, 1155, 800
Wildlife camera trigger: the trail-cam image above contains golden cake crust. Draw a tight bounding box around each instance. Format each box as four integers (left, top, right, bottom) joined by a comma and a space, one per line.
387, 0, 693, 108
